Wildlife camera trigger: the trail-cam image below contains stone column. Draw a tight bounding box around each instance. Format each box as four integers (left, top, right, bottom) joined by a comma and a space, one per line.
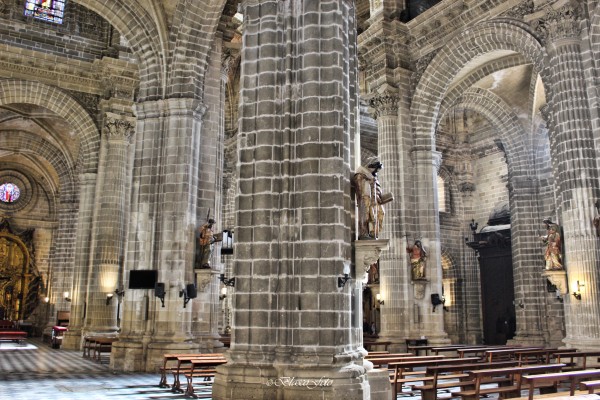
112, 98, 207, 372
213, 1, 368, 399
368, 91, 412, 349
61, 172, 96, 349
533, 3, 600, 349
408, 148, 449, 344
84, 113, 135, 335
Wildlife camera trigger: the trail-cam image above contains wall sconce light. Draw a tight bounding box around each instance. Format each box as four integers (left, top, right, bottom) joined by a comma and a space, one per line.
63, 291, 71, 302
219, 273, 235, 287
376, 293, 384, 306
115, 288, 125, 298
338, 274, 350, 288
179, 283, 197, 308
469, 219, 479, 234
106, 293, 114, 305
219, 287, 227, 301
338, 262, 351, 288
44, 296, 49, 303
431, 293, 444, 312
572, 281, 584, 300
154, 282, 165, 307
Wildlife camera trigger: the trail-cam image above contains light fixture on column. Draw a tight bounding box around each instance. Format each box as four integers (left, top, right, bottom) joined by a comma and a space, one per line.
431, 293, 444, 312
219, 287, 227, 301
469, 219, 478, 234
338, 262, 351, 288
114, 287, 125, 298
154, 282, 165, 307
179, 283, 197, 308
376, 293, 384, 306
106, 293, 114, 305
63, 291, 71, 302
219, 273, 235, 287
572, 281, 584, 300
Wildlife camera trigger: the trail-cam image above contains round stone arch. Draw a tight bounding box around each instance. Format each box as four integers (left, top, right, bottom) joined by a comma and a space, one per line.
441, 87, 529, 175
168, 0, 229, 98
0, 130, 77, 203
411, 21, 546, 147
0, 80, 99, 174
72, 0, 164, 100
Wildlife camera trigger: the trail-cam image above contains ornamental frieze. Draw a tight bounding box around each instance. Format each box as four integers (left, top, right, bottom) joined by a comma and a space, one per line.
500, 0, 534, 20
531, 3, 582, 43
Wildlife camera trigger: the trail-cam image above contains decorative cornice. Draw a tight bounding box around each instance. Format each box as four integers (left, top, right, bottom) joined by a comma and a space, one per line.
500, 0, 534, 20
531, 3, 582, 43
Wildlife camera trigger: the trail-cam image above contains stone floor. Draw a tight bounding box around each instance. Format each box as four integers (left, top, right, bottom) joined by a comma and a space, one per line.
0, 339, 213, 400
1, 339, 592, 399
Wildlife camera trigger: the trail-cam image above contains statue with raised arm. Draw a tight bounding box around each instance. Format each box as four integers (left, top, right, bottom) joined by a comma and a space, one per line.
407, 240, 427, 280
197, 218, 222, 269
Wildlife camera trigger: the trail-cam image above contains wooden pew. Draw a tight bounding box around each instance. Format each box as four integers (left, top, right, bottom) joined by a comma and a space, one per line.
555, 351, 600, 371
516, 348, 578, 365
455, 363, 566, 400
413, 360, 519, 400
521, 369, 600, 400
581, 379, 600, 394
183, 358, 228, 397
90, 337, 118, 363
388, 357, 480, 398
456, 345, 517, 359
158, 353, 226, 391
484, 347, 543, 363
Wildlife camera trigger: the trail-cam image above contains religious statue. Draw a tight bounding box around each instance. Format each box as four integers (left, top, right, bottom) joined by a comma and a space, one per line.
541, 218, 563, 270
196, 219, 222, 269
353, 159, 394, 239
407, 240, 427, 280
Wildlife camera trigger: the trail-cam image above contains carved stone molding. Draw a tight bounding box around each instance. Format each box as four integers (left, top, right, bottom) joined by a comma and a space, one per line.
501, 0, 534, 19
412, 280, 428, 300
0, 0, 8, 15
93, 59, 139, 101
221, 46, 240, 82
104, 113, 135, 142
354, 239, 390, 275
195, 269, 216, 293
411, 50, 437, 87
368, 93, 399, 118
531, 3, 582, 43
542, 270, 567, 295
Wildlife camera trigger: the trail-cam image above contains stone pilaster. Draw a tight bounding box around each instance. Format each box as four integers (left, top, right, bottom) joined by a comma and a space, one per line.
213, 1, 367, 399
533, 2, 600, 349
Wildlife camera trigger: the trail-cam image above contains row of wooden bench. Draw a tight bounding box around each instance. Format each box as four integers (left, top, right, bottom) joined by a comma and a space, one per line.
82, 336, 119, 363
364, 344, 600, 400
156, 344, 600, 399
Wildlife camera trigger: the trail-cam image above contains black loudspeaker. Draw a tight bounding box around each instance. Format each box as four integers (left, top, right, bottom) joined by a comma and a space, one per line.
186, 283, 197, 299
154, 282, 165, 298
431, 293, 443, 306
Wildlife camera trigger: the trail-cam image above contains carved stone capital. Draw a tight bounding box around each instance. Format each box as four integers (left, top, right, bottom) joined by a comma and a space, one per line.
354, 239, 390, 274
93, 58, 139, 101
368, 93, 399, 118
104, 113, 135, 142
532, 3, 581, 44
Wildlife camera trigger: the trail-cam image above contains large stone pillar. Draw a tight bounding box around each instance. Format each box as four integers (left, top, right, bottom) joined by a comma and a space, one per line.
533, 2, 600, 349
213, 1, 368, 399
112, 98, 206, 372
368, 90, 412, 349
408, 148, 449, 344
84, 112, 135, 335
61, 172, 96, 349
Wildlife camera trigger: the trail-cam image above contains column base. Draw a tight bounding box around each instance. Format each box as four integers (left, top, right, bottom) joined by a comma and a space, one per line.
61, 327, 83, 350
563, 336, 600, 351
214, 361, 370, 400
507, 332, 546, 347
112, 335, 200, 372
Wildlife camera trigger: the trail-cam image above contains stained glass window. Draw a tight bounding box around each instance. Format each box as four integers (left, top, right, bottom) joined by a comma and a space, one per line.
24, 0, 67, 24
0, 183, 21, 203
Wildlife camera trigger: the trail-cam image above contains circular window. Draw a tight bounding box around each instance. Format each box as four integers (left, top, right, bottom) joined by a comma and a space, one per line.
0, 183, 21, 203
